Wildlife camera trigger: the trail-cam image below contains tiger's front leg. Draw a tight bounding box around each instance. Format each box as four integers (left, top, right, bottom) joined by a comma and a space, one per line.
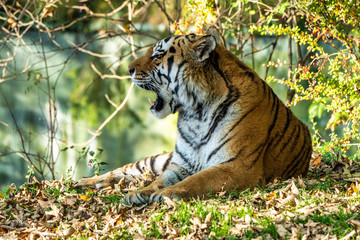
76, 152, 173, 189
123, 163, 190, 204
124, 159, 265, 204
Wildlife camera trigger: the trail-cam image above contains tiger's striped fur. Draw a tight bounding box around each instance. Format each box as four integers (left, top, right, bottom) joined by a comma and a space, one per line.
77, 34, 312, 204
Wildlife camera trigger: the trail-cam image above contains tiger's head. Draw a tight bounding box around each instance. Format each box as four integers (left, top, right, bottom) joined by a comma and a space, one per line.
128, 34, 217, 119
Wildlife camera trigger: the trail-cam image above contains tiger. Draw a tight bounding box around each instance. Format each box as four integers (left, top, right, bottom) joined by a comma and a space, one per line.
76, 34, 313, 205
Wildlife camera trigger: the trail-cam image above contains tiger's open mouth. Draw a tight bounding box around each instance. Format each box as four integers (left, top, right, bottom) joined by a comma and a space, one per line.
149, 94, 164, 112
137, 83, 165, 113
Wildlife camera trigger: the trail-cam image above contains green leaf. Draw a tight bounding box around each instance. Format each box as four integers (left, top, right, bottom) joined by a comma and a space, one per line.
309, 102, 326, 119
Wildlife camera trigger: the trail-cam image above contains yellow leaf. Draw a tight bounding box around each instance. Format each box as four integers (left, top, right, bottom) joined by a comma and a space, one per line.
42, 6, 54, 18
347, 183, 358, 196
7, 17, 17, 28
123, 21, 131, 34
85, 190, 94, 196
0, 193, 4, 198
116, 216, 123, 225
79, 194, 91, 201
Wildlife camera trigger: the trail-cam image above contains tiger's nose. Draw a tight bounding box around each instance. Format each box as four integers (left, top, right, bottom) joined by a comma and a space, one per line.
128, 67, 135, 76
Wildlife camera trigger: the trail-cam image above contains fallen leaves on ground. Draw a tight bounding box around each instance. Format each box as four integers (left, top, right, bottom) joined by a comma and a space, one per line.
1, 157, 360, 239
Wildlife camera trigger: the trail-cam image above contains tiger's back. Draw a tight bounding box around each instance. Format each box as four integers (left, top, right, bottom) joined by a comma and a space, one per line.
206, 44, 312, 182
77, 34, 312, 204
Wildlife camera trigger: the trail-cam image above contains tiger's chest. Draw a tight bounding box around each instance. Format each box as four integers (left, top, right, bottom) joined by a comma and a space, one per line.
172, 111, 235, 174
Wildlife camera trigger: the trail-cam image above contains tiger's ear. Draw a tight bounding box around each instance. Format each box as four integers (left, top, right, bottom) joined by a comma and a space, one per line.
191, 35, 216, 62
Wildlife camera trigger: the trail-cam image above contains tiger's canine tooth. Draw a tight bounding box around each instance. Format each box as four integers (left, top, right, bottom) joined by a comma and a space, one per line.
148, 98, 154, 106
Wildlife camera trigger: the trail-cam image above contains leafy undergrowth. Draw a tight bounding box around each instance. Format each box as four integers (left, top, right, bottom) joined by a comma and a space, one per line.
1, 156, 360, 239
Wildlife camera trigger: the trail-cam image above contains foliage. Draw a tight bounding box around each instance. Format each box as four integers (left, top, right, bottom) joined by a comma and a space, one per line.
178, 0, 360, 161
170, 0, 218, 34
0, 0, 176, 186
250, 0, 360, 160
1, 160, 360, 238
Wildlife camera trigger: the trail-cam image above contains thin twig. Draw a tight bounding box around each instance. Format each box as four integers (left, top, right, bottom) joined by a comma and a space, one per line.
65, 83, 135, 147
264, 36, 279, 81
90, 62, 131, 80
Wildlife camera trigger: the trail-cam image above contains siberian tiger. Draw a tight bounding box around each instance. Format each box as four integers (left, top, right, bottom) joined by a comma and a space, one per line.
77, 34, 312, 204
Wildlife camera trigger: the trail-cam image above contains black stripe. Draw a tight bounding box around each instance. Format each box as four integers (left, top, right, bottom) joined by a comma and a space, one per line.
284, 129, 312, 177
221, 103, 258, 142
211, 51, 231, 88
247, 143, 266, 158
172, 170, 183, 183
167, 56, 174, 75
269, 89, 277, 112
178, 125, 196, 146
262, 109, 290, 159
175, 145, 195, 170
162, 152, 172, 172
278, 124, 301, 157
150, 155, 156, 175
135, 161, 143, 173
185, 34, 196, 43
283, 144, 309, 178
198, 93, 239, 147
236, 60, 251, 72
174, 84, 179, 94
246, 144, 266, 169
221, 148, 244, 164
194, 102, 204, 120
145, 156, 150, 172
169, 46, 176, 53
281, 126, 307, 177
174, 61, 185, 82
288, 147, 311, 177
246, 94, 280, 169
267, 94, 280, 137
244, 71, 255, 83
173, 104, 181, 113
164, 37, 171, 43
261, 79, 267, 95
266, 107, 293, 152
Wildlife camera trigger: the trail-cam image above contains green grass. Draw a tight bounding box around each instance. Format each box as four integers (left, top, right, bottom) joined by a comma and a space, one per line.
1, 162, 360, 239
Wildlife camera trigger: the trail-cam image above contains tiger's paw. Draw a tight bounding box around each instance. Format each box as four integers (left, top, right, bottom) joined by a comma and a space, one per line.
122, 189, 154, 205
122, 187, 183, 205
149, 188, 182, 203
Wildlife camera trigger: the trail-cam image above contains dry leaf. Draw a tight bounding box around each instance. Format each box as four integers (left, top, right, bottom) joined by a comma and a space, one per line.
244, 214, 252, 224
291, 180, 300, 199
276, 224, 289, 238
311, 156, 322, 167
78, 194, 91, 201
347, 219, 360, 231
342, 230, 356, 240
229, 227, 244, 236
304, 219, 319, 228
298, 176, 307, 188
204, 212, 212, 225
37, 199, 55, 209
163, 196, 177, 208
60, 227, 76, 237
290, 227, 301, 240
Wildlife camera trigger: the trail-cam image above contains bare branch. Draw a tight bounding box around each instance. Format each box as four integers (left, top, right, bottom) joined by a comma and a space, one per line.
90, 62, 131, 80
